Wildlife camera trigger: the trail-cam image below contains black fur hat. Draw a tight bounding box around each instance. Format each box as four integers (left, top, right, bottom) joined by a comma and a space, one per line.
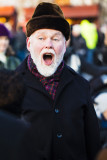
26, 2, 70, 40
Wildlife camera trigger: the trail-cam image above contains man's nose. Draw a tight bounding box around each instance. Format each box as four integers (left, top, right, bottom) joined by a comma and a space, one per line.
45, 38, 53, 48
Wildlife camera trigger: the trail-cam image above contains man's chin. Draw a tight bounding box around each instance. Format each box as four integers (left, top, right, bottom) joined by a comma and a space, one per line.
36, 64, 57, 77
32, 55, 63, 77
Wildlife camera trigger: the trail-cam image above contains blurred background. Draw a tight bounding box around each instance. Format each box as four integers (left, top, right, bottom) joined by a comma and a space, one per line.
0, 0, 107, 33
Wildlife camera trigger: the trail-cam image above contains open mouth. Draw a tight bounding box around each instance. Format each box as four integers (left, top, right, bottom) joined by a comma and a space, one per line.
43, 53, 54, 66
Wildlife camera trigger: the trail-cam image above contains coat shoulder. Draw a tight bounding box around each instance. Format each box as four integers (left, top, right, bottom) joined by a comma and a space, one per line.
15, 56, 28, 73
66, 64, 90, 89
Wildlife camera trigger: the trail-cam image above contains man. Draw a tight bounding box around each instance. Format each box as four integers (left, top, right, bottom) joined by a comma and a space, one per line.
16, 2, 100, 160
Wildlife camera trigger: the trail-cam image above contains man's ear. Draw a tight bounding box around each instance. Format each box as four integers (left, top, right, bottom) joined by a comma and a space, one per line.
26, 37, 30, 51
65, 40, 68, 48
64, 40, 67, 53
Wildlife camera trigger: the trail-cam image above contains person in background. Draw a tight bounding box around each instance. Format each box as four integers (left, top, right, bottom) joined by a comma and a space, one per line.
64, 28, 107, 80
0, 69, 29, 160
89, 74, 107, 148
0, 23, 21, 70
13, 26, 27, 61
0, 69, 26, 117
80, 20, 98, 64
16, 2, 101, 160
71, 24, 87, 56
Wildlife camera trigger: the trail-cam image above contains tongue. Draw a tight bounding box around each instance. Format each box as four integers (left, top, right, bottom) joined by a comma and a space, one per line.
44, 58, 52, 66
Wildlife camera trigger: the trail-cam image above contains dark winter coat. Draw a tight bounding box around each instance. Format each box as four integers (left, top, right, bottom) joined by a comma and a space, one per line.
0, 111, 29, 160
16, 57, 101, 160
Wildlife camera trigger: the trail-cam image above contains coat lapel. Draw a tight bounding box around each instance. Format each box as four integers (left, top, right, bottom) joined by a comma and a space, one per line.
16, 58, 51, 98
54, 64, 76, 102
25, 69, 52, 98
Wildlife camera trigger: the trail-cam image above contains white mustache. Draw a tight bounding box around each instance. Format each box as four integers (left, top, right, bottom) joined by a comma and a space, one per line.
40, 49, 55, 55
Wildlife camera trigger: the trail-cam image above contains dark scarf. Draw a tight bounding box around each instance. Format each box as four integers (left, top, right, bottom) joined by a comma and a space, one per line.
27, 55, 64, 100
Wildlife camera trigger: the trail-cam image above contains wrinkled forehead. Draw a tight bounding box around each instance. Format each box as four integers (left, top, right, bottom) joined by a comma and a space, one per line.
30, 29, 65, 39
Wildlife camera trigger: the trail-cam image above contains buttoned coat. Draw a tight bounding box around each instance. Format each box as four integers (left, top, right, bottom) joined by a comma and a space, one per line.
16, 57, 100, 160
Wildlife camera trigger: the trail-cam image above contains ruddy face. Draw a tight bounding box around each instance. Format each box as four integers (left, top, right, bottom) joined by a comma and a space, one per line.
27, 29, 66, 77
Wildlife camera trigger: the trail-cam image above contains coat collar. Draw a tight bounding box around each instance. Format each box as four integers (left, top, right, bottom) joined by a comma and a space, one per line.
54, 64, 76, 101
16, 57, 76, 100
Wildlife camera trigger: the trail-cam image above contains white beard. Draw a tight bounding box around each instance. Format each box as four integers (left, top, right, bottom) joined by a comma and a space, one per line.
30, 48, 65, 77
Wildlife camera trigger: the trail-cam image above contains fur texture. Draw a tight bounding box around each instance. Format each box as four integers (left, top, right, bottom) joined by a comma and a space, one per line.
26, 2, 70, 40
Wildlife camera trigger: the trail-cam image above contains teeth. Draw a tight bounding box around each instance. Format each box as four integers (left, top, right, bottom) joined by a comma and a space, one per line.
45, 53, 52, 55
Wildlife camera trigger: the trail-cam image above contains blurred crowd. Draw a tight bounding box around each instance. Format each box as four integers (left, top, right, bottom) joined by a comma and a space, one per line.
64, 19, 107, 80
64, 19, 107, 149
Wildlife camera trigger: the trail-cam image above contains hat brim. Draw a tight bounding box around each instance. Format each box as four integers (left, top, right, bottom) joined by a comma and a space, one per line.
26, 15, 70, 40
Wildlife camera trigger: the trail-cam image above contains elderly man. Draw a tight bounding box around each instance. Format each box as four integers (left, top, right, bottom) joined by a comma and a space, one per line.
16, 2, 100, 160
